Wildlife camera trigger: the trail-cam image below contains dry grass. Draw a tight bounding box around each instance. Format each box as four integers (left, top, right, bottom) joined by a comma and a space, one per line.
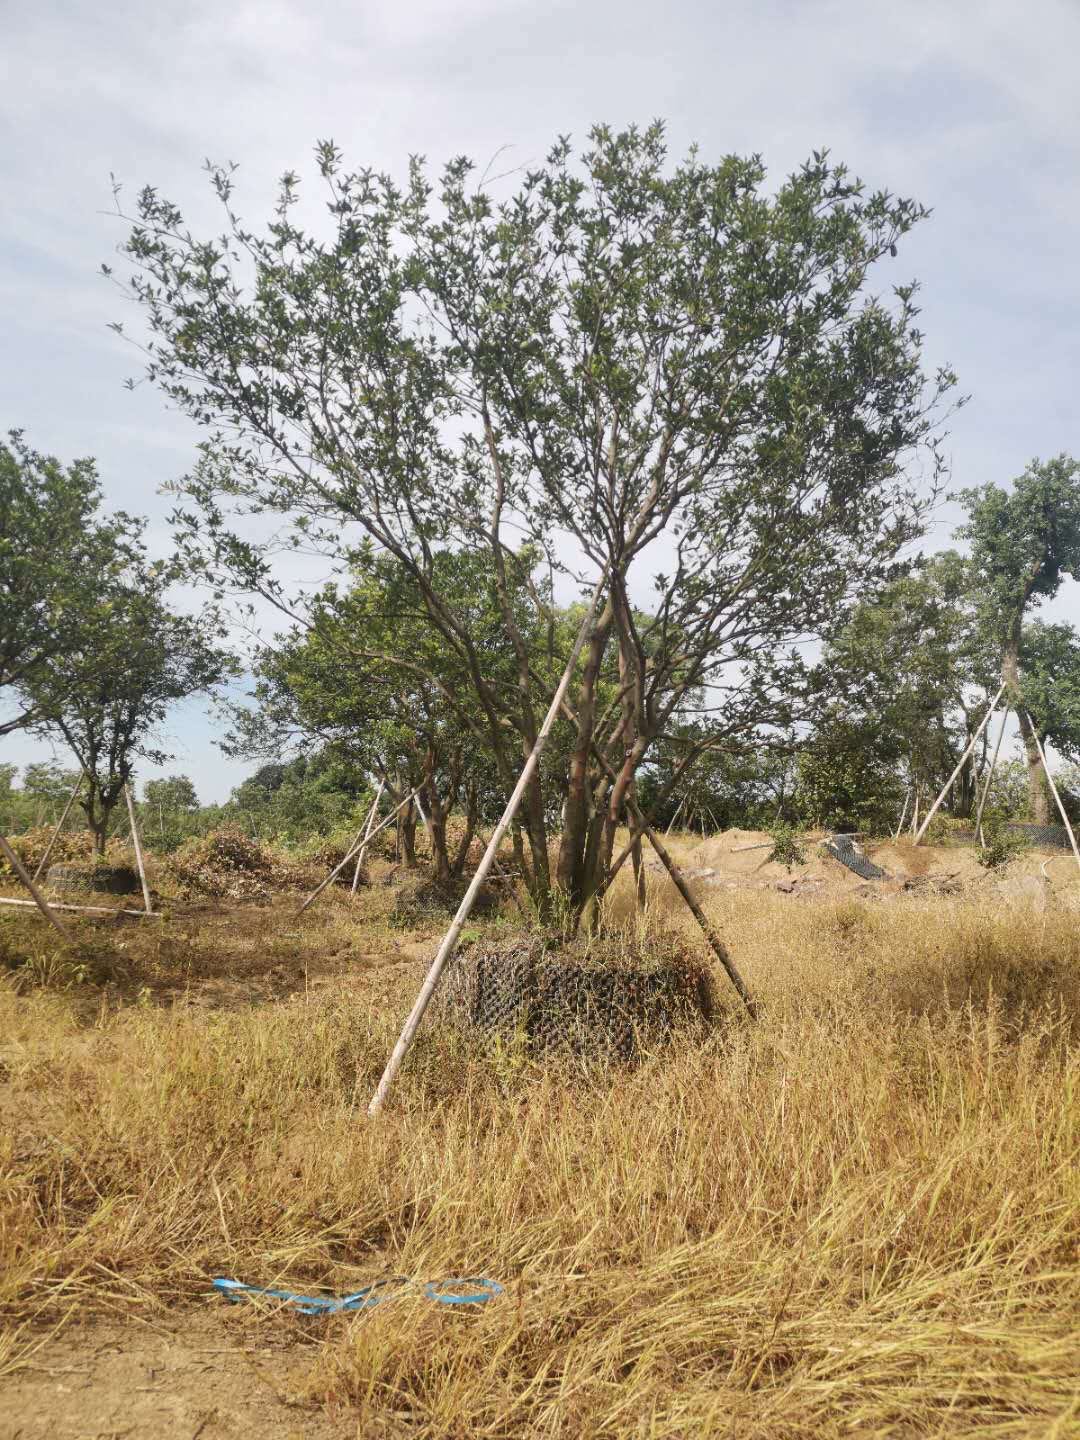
1, 846, 1078, 1437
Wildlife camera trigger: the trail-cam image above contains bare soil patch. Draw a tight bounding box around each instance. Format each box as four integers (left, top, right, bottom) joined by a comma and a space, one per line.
2, 1312, 353, 1440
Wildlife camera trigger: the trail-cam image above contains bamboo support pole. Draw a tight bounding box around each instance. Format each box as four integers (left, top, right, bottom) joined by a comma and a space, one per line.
913, 681, 1007, 845
974, 706, 1010, 846
1028, 721, 1080, 874
351, 781, 385, 895
664, 794, 686, 836
893, 788, 911, 842
572, 726, 756, 1015
0, 833, 74, 942
31, 776, 84, 882
0, 896, 162, 919
295, 788, 422, 917
124, 784, 153, 914
367, 576, 608, 1118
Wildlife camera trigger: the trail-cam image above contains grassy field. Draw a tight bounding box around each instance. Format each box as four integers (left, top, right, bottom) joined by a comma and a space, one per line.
1, 838, 1079, 1437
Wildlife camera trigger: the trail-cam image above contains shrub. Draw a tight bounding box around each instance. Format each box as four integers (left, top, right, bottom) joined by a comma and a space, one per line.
978, 816, 1030, 870
767, 822, 807, 870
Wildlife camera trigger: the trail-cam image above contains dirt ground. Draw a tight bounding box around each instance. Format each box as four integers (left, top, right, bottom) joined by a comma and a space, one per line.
1, 1311, 362, 1440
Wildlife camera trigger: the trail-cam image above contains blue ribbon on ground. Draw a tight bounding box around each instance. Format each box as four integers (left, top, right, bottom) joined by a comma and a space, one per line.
212, 1274, 502, 1315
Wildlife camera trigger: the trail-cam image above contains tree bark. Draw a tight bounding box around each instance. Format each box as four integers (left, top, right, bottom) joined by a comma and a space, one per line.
1003, 624, 1049, 824
556, 603, 613, 905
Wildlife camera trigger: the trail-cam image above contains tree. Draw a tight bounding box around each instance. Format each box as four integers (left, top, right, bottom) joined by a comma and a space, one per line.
0, 432, 139, 737
144, 775, 199, 812
959, 456, 1080, 822
229, 550, 548, 878
116, 125, 957, 925
22, 564, 235, 853
806, 552, 1002, 825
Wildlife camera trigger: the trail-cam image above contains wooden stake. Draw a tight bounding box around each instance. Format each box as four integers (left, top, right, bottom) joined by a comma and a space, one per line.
0, 896, 161, 919
974, 707, 1009, 846
664, 794, 686, 836
574, 729, 756, 1015
367, 575, 608, 1118
351, 781, 385, 895
295, 788, 422, 917
626, 794, 757, 1016
1028, 721, 1080, 874
124, 784, 153, 914
893, 788, 911, 842
31, 776, 84, 882
914, 681, 1007, 845
0, 833, 74, 942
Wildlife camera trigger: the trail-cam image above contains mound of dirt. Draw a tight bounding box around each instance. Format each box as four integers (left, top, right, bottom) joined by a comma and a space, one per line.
659, 829, 1001, 898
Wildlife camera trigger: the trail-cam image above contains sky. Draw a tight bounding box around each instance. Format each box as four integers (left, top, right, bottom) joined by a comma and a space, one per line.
2, 0, 1079, 801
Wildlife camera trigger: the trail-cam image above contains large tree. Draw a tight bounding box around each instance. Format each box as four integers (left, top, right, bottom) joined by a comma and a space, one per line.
959, 456, 1080, 822
115, 124, 957, 923
0, 432, 139, 737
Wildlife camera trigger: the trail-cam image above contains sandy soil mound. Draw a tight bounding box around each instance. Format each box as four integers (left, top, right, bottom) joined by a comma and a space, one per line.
656, 829, 1080, 901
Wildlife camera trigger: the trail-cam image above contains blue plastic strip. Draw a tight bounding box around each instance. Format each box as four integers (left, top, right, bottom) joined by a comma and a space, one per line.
213, 1274, 502, 1315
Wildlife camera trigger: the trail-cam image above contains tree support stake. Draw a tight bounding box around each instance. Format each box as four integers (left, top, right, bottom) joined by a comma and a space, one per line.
0, 833, 74, 942
367, 575, 608, 1117
913, 681, 1007, 845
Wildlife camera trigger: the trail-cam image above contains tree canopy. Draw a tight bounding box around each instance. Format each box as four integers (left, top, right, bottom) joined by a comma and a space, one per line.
115, 124, 957, 919
22, 558, 236, 852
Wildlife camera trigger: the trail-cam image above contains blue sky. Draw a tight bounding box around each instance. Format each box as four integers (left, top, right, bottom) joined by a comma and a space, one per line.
2, 0, 1079, 801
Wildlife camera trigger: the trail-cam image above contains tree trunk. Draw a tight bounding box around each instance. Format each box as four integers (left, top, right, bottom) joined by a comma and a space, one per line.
1018, 715, 1050, 824
400, 804, 417, 866
556, 606, 613, 906
1003, 624, 1050, 825
81, 796, 112, 857
451, 784, 479, 879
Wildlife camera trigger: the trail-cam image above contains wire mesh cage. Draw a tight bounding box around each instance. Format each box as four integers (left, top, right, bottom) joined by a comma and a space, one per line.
48, 863, 140, 896
823, 834, 887, 880
426, 936, 716, 1061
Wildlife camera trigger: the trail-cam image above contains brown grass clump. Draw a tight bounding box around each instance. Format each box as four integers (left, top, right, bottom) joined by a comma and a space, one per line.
0, 868, 1078, 1435
163, 826, 309, 900
0, 825, 98, 878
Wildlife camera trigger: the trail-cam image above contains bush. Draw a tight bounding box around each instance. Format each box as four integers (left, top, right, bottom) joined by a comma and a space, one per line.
767, 823, 807, 870
0, 825, 97, 879
977, 816, 1030, 870
164, 826, 307, 899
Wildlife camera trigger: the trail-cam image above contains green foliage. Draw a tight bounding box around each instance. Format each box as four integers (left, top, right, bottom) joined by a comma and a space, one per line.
0, 432, 142, 737
795, 720, 905, 834
767, 823, 807, 870
637, 733, 798, 833
959, 457, 1080, 642
117, 124, 956, 922
978, 815, 1030, 870
1017, 622, 1080, 759
226, 752, 372, 845
22, 557, 236, 853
